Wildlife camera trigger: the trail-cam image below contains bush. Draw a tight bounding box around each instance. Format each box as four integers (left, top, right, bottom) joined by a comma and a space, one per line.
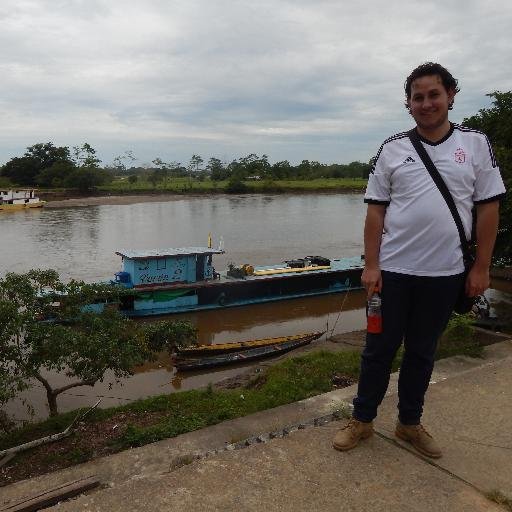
225, 177, 248, 193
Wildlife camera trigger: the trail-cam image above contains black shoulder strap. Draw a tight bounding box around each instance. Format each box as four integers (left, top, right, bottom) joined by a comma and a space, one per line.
407, 129, 470, 259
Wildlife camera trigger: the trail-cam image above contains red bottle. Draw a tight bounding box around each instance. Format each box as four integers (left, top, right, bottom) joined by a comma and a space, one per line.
367, 288, 382, 334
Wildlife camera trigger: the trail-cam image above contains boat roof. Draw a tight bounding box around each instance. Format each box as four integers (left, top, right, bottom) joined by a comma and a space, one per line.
116, 247, 224, 259
0, 188, 38, 192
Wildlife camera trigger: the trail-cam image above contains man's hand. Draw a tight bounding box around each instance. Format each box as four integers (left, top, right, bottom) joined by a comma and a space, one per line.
361, 266, 382, 299
466, 265, 490, 297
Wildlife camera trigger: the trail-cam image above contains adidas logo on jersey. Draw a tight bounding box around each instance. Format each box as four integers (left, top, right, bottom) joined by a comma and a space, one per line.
403, 156, 416, 164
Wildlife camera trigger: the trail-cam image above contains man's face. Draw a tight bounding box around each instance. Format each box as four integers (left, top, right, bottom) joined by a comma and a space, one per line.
407, 74, 455, 133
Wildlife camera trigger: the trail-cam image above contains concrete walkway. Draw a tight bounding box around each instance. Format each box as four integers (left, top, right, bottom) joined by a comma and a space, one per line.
1, 340, 511, 511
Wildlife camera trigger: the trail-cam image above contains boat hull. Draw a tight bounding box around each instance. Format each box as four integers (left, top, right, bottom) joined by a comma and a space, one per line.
175, 332, 322, 371
119, 264, 363, 317
177, 331, 324, 356
0, 201, 45, 211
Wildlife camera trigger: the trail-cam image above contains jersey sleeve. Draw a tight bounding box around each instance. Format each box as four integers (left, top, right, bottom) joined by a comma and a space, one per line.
364, 142, 391, 205
473, 134, 506, 204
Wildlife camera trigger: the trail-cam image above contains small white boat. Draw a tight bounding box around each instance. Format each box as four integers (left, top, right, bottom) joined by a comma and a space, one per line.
0, 189, 45, 211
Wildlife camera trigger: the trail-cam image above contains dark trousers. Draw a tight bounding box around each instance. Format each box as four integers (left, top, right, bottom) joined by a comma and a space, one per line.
353, 270, 464, 425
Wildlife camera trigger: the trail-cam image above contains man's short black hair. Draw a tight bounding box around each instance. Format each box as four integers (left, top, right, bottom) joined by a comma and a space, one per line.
404, 62, 460, 111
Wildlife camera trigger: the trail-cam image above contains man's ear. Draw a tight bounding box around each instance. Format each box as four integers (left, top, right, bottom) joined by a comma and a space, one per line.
447, 88, 456, 109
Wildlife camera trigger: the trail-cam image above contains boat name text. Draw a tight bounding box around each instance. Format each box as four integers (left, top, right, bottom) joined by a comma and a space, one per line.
139, 273, 170, 283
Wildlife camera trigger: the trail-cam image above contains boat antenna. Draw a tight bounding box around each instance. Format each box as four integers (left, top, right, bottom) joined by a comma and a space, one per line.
218, 236, 224, 251
208, 232, 212, 248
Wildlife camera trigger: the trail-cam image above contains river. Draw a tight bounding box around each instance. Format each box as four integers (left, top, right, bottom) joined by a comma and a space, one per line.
1, 193, 510, 420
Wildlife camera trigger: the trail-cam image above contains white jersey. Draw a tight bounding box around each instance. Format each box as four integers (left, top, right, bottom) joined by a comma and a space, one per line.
364, 123, 506, 277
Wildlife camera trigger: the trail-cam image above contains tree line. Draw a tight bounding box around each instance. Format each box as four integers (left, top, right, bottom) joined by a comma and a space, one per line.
0, 143, 111, 192
0, 145, 372, 192
147, 154, 372, 182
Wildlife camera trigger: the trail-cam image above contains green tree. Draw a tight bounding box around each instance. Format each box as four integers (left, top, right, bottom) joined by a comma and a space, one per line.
207, 157, 229, 181
297, 160, 312, 180
25, 142, 72, 170
238, 153, 271, 178
64, 168, 111, 193
463, 91, 512, 263
463, 92, 512, 148
309, 161, 323, 179
226, 163, 248, 193
346, 161, 372, 179
227, 159, 244, 179
271, 160, 291, 180
72, 143, 101, 169
188, 154, 204, 175
151, 158, 168, 183
225, 176, 248, 193
36, 161, 75, 187
148, 170, 164, 188
111, 151, 137, 173
1, 142, 73, 186
0, 175, 12, 188
1, 156, 41, 186
0, 270, 196, 417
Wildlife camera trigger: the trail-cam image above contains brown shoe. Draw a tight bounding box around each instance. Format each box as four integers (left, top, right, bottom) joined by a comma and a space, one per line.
395, 422, 442, 458
333, 418, 373, 451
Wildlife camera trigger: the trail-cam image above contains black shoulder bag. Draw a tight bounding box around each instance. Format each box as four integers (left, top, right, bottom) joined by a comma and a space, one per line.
408, 129, 475, 314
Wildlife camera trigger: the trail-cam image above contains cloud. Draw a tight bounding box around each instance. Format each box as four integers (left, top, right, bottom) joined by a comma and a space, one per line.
0, 0, 510, 166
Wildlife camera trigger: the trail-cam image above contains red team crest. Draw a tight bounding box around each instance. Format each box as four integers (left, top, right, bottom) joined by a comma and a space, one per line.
454, 148, 466, 164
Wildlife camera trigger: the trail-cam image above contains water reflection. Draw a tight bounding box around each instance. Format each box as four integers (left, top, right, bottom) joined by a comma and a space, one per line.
170, 289, 368, 345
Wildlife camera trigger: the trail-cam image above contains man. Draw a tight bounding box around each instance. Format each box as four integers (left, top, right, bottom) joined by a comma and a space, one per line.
333, 62, 506, 458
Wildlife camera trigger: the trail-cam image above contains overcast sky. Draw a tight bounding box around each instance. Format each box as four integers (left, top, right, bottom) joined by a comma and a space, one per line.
0, 0, 510, 168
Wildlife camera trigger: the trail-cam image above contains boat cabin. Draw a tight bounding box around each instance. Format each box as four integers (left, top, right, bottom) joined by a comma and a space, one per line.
0, 189, 41, 206
113, 247, 224, 289
1, 189, 38, 200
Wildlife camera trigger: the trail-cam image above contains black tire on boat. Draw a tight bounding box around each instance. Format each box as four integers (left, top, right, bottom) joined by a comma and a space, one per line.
218, 293, 227, 306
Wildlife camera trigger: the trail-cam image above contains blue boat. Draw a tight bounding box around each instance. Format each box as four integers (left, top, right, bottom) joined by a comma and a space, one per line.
110, 247, 363, 317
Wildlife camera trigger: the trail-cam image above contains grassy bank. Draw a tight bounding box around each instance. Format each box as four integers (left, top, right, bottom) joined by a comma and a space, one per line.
0, 314, 482, 485
36, 178, 367, 202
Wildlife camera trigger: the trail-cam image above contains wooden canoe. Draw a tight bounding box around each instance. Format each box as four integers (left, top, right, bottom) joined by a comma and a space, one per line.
176, 331, 325, 357
174, 331, 324, 371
